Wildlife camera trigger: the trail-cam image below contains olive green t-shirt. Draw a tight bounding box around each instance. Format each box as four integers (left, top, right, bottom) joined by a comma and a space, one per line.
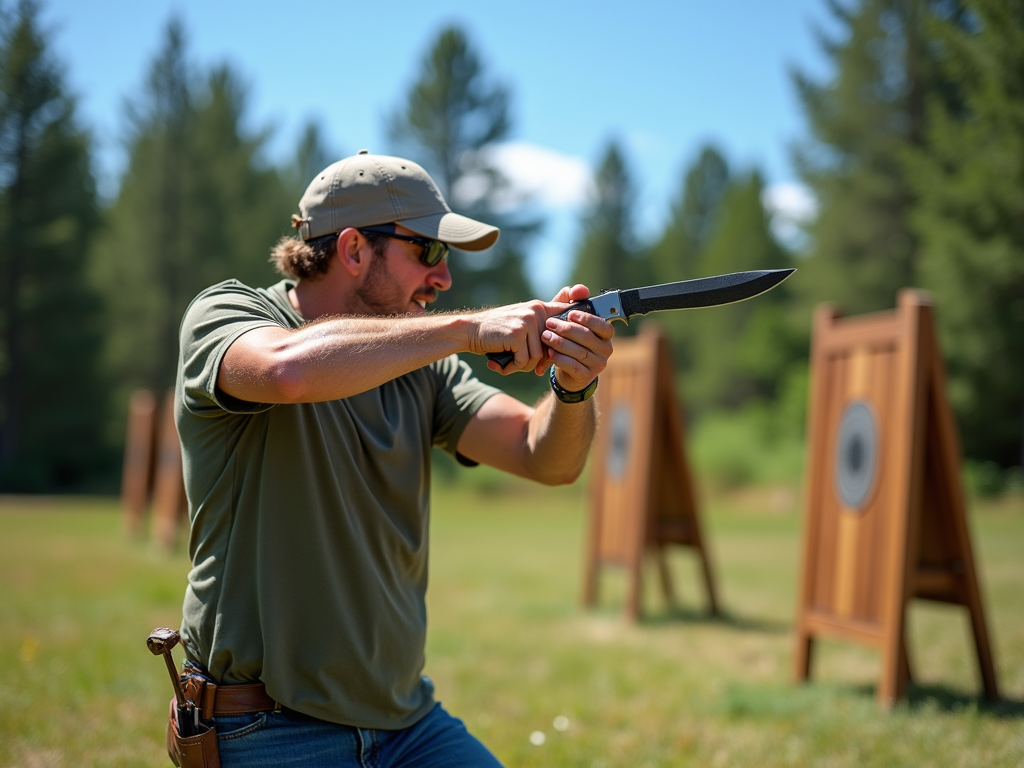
175, 279, 499, 729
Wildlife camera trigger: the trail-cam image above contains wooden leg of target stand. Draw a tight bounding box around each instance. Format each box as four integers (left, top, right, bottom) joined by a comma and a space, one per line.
899, 638, 913, 692
583, 554, 600, 609
794, 628, 814, 684
655, 542, 677, 610
879, 622, 908, 707
626, 551, 644, 623
696, 542, 720, 617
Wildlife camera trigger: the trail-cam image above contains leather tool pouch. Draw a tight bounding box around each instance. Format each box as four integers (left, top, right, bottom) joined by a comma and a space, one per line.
166, 673, 221, 768
166, 697, 220, 768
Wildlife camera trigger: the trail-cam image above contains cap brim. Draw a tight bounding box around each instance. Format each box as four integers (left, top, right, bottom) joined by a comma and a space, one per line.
398, 211, 499, 252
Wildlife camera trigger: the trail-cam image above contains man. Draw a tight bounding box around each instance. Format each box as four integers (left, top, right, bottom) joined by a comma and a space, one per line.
173, 150, 614, 767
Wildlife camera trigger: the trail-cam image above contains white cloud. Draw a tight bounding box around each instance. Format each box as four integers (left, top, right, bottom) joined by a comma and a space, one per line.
447, 142, 594, 297
762, 182, 818, 248
763, 182, 817, 220
475, 141, 595, 210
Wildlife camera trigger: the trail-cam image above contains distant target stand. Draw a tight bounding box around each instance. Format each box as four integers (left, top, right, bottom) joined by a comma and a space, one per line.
121, 389, 187, 549
794, 289, 999, 705
583, 323, 719, 622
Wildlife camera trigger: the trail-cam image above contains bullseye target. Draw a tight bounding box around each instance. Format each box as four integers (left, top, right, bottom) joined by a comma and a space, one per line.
606, 402, 632, 480
834, 400, 878, 511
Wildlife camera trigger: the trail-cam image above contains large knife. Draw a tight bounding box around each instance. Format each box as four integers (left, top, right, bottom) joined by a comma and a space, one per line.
487, 268, 795, 369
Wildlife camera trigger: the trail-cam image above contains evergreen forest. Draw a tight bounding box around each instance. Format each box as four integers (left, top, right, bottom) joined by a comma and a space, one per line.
1, 0, 1022, 494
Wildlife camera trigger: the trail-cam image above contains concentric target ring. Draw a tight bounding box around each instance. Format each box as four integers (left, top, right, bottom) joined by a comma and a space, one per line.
834, 400, 878, 512
606, 403, 632, 480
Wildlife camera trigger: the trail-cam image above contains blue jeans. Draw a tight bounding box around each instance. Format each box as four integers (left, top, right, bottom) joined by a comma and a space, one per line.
212, 702, 504, 768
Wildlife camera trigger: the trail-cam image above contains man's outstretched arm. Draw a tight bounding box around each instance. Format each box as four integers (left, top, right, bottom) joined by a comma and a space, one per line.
217, 299, 574, 404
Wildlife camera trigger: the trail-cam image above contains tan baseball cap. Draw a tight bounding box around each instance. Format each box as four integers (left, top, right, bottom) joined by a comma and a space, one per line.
295, 150, 499, 251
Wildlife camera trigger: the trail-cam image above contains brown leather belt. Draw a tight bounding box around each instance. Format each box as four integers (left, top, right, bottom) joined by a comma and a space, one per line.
183, 676, 280, 719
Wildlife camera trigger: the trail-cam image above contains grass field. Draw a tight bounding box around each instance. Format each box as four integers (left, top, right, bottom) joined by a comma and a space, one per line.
1, 481, 1022, 767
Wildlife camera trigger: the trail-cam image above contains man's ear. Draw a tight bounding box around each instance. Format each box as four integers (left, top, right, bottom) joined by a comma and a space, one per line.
336, 228, 366, 277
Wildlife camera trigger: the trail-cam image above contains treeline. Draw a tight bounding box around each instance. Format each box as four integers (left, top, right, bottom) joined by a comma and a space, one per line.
0, 0, 1021, 493
569, 0, 1024, 491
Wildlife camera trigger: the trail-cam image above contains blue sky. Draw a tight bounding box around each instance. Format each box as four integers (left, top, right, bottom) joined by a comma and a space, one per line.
41, 0, 832, 294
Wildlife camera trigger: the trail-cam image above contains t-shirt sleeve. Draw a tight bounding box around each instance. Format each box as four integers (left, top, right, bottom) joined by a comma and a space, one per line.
178, 281, 282, 417
429, 354, 501, 461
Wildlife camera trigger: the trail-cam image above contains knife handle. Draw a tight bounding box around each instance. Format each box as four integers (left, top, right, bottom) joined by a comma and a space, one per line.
485, 299, 596, 370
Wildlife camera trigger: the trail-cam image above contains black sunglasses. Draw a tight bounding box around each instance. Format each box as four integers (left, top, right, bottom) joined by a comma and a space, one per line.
357, 224, 450, 267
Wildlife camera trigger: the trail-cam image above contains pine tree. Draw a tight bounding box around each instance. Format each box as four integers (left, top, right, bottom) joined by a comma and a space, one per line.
908, 0, 1024, 467
89, 18, 192, 403
286, 120, 336, 202
188, 65, 291, 288
570, 140, 649, 305
90, 18, 289, 418
680, 171, 795, 413
388, 25, 536, 311
647, 145, 731, 368
0, 0, 106, 490
792, 0, 963, 315
648, 145, 731, 285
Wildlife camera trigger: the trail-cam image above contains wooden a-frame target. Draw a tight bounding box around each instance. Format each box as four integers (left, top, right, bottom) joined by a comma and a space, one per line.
583, 324, 719, 621
794, 289, 998, 705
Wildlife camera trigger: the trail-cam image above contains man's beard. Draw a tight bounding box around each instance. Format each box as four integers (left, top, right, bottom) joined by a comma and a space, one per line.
352, 250, 432, 315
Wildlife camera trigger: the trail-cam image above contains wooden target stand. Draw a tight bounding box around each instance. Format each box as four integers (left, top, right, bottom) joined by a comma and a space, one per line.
583, 324, 719, 621
794, 289, 998, 705
121, 389, 187, 548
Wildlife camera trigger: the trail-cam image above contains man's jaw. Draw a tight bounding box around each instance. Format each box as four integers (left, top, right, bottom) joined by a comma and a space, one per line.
411, 288, 438, 312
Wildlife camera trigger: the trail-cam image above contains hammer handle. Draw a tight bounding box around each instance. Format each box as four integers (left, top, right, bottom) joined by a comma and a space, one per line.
163, 651, 187, 707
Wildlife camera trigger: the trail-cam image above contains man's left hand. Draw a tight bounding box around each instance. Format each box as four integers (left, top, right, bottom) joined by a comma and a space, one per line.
536, 284, 615, 392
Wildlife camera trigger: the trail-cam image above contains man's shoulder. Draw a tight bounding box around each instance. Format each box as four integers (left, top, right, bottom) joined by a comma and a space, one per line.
183, 279, 294, 324
192, 278, 267, 305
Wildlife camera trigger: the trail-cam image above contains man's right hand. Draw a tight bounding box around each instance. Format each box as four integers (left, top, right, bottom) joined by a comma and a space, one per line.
470, 300, 573, 376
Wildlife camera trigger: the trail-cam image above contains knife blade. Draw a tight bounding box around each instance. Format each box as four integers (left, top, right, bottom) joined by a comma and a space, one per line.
486, 268, 795, 369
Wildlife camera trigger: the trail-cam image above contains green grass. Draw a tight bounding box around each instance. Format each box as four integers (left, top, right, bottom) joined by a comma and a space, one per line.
1, 485, 1022, 767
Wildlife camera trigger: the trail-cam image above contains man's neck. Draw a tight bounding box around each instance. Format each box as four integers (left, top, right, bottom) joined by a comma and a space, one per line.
289, 276, 347, 321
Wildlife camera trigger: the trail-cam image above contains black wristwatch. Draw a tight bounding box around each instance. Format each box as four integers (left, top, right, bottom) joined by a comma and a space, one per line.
549, 366, 598, 404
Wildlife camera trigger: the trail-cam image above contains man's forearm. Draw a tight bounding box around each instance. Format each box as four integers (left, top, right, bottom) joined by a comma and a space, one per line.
220, 312, 473, 404
217, 296, 589, 405
523, 391, 598, 485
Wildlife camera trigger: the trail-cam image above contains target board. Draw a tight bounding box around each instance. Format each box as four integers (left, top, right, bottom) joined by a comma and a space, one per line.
583, 324, 719, 621
794, 289, 998, 705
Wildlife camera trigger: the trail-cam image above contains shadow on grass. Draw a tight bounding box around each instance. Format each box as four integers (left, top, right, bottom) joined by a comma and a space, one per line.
808, 681, 1024, 719
638, 605, 791, 634
905, 683, 1024, 719
716, 680, 1024, 721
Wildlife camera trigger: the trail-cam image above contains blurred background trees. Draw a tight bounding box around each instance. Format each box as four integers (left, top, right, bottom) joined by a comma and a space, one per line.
89, 18, 291, 431
0, 0, 106, 491
0, 0, 1021, 493
906, 0, 1024, 469
787, 0, 1023, 488
570, 140, 649, 305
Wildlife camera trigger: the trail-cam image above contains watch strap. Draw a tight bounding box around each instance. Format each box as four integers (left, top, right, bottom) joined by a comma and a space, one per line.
549, 366, 598, 404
